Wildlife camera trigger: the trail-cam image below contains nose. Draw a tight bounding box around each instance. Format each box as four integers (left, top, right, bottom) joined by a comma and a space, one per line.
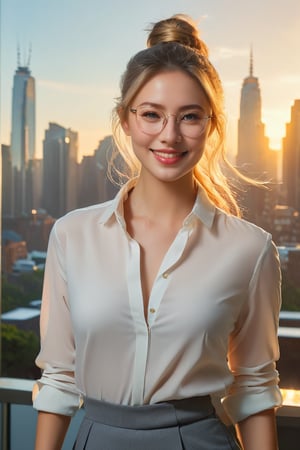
159, 115, 181, 143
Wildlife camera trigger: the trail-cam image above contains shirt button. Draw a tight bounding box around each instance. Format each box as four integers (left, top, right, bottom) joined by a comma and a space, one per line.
162, 272, 169, 279
149, 308, 156, 314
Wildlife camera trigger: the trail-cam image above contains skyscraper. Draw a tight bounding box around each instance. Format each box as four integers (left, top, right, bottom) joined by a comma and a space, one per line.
282, 99, 300, 212
94, 136, 123, 201
236, 49, 269, 178
43, 122, 78, 218
236, 50, 275, 225
10, 52, 36, 217
1, 144, 12, 217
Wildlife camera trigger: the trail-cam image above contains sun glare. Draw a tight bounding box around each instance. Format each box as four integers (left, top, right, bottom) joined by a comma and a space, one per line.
262, 110, 288, 151
281, 389, 300, 407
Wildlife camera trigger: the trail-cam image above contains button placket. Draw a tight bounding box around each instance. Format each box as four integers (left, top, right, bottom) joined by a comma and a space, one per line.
126, 238, 149, 404
147, 227, 191, 328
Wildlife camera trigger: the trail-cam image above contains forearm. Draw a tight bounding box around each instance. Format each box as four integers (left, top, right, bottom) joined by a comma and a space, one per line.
35, 411, 71, 450
236, 408, 278, 450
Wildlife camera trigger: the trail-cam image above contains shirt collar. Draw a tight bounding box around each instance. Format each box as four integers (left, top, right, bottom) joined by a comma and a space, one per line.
99, 179, 216, 230
98, 178, 136, 227
190, 183, 216, 229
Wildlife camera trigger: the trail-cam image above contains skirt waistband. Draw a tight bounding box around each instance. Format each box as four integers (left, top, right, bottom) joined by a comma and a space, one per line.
84, 396, 214, 430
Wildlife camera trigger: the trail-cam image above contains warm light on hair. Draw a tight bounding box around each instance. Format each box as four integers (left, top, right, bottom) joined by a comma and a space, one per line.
110, 15, 265, 217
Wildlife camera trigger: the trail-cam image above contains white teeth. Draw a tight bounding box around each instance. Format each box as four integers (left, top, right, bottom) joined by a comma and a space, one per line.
153, 151, 182, 158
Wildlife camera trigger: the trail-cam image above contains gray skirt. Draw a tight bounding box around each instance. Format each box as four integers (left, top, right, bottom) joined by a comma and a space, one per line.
73, 396, 241, 450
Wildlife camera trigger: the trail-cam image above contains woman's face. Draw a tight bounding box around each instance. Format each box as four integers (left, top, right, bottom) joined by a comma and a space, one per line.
121, 70, 212, 184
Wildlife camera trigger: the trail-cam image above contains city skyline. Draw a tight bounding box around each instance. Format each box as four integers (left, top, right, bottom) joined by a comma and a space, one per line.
1, 0, 300, 161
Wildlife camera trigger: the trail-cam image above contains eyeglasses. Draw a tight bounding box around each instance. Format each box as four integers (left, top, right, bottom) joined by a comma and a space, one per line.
130, 105, 213, 138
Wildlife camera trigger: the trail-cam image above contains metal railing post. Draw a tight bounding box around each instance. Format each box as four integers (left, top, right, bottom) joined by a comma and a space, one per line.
0, 378, 34, 448
1, 401, 10, 450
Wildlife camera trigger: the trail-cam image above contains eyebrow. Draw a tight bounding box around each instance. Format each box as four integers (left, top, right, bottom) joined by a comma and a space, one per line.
137, 102, 207, 113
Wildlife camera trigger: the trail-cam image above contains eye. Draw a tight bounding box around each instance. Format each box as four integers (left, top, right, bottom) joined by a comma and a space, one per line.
139, 109, 163, 122
180, 111, 202, 123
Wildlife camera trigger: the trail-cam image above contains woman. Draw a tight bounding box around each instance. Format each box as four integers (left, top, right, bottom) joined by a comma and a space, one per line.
33, 14, 282, 450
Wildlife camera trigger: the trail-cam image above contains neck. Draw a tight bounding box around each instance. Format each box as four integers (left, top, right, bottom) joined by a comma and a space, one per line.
127, 173, 197, 224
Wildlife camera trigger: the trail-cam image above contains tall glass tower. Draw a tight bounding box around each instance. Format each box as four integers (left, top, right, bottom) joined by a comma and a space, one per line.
43, 122, 78, 218
10, 55, 36, 217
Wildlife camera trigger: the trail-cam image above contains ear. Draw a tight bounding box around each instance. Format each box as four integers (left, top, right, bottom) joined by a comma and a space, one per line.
118, 106, 131, 136
121, 119, 131, 136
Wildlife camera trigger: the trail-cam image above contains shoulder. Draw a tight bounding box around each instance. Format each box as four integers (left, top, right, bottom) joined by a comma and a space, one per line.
216, 210, 271, 240
214, 209, 274, 259
52, 199, 115, 238
211, 211, 280, 287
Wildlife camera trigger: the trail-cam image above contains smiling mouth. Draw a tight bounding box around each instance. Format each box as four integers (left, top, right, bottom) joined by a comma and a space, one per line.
149, 149, 188, 158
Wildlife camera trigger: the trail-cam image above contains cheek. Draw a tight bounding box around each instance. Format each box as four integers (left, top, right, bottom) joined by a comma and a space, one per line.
122, 118, 150, 146
130, 131, 153, 152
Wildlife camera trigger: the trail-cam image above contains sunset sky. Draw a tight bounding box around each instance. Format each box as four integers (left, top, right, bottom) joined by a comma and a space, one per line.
1, 0, 300, 161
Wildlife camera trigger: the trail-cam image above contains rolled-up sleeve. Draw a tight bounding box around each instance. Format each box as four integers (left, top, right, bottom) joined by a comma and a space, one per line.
222, 236, 282, 423
32, 222, 81, 416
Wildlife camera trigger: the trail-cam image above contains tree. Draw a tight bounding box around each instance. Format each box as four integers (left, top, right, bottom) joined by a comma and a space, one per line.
281, 270, 300, 311
1, 323, 41, 378
2, 270, 44, 312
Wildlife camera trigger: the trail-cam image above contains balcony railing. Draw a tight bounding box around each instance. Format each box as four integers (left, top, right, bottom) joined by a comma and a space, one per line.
0, 377, 300, 450
0, 377, 85, 449
0, 378, 34, 450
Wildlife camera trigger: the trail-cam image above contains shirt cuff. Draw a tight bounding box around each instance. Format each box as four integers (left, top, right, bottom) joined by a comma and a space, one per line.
222, 385, 282, 423
32, 382, 82, 416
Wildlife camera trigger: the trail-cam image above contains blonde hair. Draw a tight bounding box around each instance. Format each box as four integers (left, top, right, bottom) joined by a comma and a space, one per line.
111, 14, 252, 216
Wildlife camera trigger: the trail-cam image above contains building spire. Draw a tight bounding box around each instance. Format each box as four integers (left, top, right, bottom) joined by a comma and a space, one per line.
249, 45, 254, 77
16, 43, 32, 69
27, 43, 32, 68
17, 43, 21, 68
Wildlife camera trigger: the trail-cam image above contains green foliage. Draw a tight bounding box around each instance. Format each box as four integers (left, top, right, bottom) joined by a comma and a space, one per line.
281, 271, 300, 311
16, 270, 44, 301
2, 271, 44, 312
1, 277, 27, 312
1, 272, 43, 378
1, 323, 41, 379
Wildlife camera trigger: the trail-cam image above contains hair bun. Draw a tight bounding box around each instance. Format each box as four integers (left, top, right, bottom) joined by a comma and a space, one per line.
147, 14, 209, 57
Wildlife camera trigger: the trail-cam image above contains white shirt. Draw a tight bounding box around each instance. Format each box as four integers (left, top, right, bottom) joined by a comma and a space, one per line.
33, 180, 282, 424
